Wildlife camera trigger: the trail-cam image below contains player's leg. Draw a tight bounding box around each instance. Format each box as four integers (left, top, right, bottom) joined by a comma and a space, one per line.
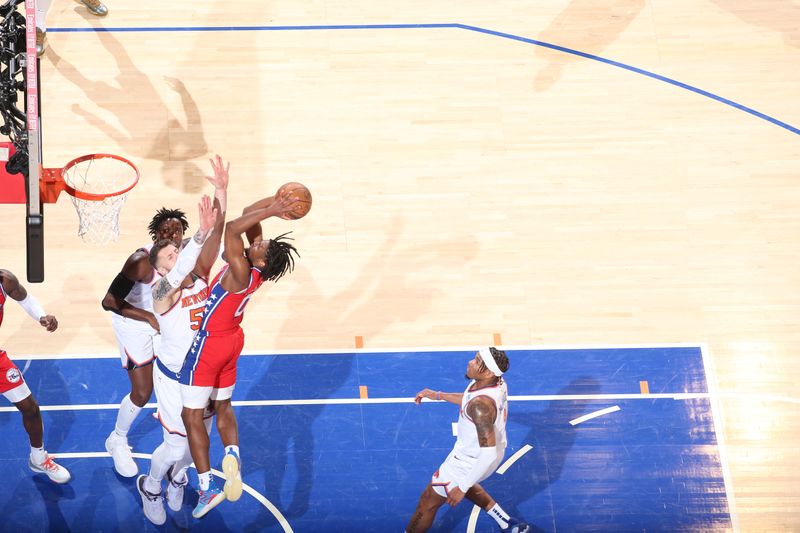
1, 350, 69, 483
213, 329, 244, 502
465, 478, 530, 532
138, 365, 187, 524
182, 401, 225, 518
406, 484, 447, 533
34, 0, 52, 56
106, 332, 154, 477
213, 397, 242, 501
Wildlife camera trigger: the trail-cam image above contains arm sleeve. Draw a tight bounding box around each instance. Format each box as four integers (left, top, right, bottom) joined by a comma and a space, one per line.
454, 446, 499, 493
165, 236, 206, 288
16, 293, 46, 321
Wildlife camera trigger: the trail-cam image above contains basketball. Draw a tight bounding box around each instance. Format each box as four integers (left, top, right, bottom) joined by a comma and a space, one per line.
276, 182, 312, 220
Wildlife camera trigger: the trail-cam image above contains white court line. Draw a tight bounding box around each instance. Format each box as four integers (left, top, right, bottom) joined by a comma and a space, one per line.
701, 344, 739, 533
0, 393, 711, 413
495, 444, 534, 475
569, 405, 621, 426
49, 452, 293, 532
12, 342, 709, 360
467, 444, 534, 533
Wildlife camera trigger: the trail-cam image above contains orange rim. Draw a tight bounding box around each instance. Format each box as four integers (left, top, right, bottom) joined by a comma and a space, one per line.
60, 153, 139, 201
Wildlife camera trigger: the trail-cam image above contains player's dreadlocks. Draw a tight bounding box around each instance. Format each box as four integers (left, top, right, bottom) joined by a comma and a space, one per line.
261, 232, 299, 282
147, 208, 190, 240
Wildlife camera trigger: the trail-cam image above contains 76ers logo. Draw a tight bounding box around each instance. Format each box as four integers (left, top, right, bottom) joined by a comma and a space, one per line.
6, 368, 21, 384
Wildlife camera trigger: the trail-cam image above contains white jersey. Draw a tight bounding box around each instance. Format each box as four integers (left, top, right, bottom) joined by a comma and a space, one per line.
454, 379, 508, 456
155, 278, 209, 373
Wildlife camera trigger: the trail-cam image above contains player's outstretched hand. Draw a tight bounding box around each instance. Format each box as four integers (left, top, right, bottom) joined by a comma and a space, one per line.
414, 388, 437, 404
198, 195, 218, 234
39, 315, 58, 332
206, 154, 230, 190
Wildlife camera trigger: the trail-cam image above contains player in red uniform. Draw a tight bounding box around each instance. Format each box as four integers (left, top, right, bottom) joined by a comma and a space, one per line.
179, 193, 300, 518
0, 269, 70, 484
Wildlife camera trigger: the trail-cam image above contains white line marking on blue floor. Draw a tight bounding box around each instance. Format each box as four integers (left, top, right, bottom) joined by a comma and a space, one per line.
0, 393, 713, 412
569, 405, 621, 426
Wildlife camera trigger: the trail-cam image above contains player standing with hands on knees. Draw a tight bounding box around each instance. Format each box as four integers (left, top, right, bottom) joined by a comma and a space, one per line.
406, 347, 531, 533
179, 189, 302, 519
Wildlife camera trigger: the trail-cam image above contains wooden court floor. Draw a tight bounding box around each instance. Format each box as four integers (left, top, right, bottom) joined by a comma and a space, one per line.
1, 0, 799, 530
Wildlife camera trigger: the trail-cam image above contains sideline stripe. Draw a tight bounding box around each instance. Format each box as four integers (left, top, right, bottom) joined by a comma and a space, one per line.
47, 452, 293, 532
42, 24, 799, 136
569, 405, 621, 426
701, 344, 740, 532
0, 393, 711, 412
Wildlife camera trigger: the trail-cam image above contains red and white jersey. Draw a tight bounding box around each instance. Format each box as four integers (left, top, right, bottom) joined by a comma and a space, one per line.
0, 280, 7, 328
454, 379, 509, 456
198, 265, 264, 333
155, 278, 209, 373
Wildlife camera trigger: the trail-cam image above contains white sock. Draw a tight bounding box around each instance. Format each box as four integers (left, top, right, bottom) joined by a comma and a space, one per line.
114, 394, 142, 438
198, 470, 212, 491
224, 445, 240, 458
30, 446, 47, 465
35, 0, 52, 29
487, 503, 510, 528
148, 442, 172, 483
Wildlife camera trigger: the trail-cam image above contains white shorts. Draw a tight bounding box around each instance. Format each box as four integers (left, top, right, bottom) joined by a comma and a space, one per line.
180, 383, 234, 409
431, 447, 506, 498
154, 361, 215, 445
112, 314, 160, 368
2, 381, 31, 403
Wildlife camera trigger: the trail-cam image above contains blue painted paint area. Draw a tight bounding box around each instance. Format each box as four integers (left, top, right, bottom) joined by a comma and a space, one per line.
44, 23, 799, 136
0, 347, 732, 531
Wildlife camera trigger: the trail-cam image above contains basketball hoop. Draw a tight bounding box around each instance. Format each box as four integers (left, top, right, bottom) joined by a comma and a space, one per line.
41, 154, 139, 244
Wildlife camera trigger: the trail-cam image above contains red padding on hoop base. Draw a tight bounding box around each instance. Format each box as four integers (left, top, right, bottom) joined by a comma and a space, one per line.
41, 168, 66, 204
0, 142, 26, 204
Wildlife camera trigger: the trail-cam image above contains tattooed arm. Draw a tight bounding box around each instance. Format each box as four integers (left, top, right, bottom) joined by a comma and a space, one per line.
445, 396, 499, 507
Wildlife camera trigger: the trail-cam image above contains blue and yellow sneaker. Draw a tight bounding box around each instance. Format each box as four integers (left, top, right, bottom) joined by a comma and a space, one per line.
191, 479, 226, 519
501, 518, 531, 533
222, 450, 243, 502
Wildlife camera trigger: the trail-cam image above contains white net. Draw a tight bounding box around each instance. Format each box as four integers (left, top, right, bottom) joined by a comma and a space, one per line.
61, 155, 138, 244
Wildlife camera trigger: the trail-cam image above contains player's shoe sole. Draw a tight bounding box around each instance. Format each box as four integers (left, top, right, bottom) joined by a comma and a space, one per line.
222, 454, 243, 502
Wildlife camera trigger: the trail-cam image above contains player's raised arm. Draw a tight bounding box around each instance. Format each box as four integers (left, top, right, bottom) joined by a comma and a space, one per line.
221, 193, 298, 291
195, 155, 230, 280
0, 269, 57, 332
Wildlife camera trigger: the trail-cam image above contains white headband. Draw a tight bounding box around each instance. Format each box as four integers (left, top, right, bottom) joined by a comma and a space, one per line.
479, 347, 503, 377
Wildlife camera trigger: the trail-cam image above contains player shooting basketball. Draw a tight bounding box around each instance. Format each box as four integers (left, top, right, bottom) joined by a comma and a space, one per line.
179, 190, 302, 519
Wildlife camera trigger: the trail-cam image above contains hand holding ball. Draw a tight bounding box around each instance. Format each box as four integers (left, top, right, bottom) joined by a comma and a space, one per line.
276, 182, 312, 220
